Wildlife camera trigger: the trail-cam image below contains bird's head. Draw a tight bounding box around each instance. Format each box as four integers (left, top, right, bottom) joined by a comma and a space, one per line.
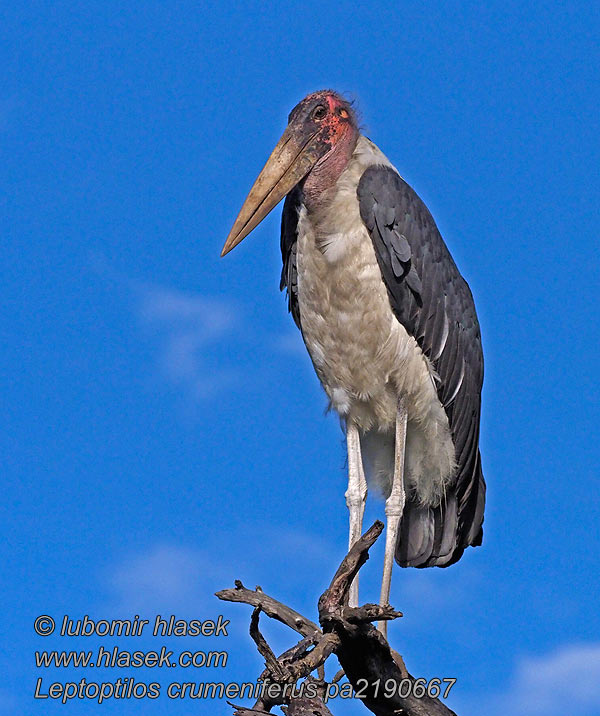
221, 90, 359, 256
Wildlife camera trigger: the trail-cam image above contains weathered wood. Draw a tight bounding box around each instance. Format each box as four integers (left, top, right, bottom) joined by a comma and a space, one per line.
216, 580, 320, 638
217, 522, 459, 716
250, 607, 290, 682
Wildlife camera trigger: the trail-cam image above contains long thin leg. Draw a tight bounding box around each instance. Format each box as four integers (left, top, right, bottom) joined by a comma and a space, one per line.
345, 421, 367, 607
378, 398, 407, 637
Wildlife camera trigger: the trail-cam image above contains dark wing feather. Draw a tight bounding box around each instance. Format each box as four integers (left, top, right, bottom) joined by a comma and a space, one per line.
358, 164, 485, 568
280, 186, 302, 329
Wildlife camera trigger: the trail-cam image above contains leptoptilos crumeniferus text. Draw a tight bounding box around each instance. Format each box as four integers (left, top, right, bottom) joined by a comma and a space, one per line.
221, 91, 486, 632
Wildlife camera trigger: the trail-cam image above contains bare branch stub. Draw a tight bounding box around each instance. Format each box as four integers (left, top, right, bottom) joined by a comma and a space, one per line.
286, 633, 339, 681
278, 634, 320, 666
343, 603, 403, 624
216, 580, 320, 639
250, 607, 289, 682
319, 521, 385, 618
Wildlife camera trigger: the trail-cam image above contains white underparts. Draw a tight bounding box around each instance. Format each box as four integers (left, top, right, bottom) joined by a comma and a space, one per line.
296, 136, 456, 506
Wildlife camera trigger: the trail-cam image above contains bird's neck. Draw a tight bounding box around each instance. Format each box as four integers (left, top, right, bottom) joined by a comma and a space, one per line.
301, 130, 359, 213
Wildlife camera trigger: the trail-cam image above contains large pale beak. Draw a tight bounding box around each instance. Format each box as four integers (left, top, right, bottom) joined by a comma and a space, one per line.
221, 123, 328, 256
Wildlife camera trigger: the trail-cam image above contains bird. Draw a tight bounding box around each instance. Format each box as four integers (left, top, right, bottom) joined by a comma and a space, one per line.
221, 90, 486, 630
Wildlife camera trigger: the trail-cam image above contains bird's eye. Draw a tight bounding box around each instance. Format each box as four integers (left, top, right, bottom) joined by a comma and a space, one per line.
312, 105, 327, 121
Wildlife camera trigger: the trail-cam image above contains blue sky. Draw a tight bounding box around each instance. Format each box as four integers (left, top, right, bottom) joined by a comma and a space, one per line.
2, 1, 599, 714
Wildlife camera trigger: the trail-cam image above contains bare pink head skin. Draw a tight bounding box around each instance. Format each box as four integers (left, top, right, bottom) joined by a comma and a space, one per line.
293, 90, 360, 211
221, 89, 359, 256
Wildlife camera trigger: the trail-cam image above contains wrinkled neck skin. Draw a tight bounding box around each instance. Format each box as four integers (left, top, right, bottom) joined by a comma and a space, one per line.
301, 129, 358, 212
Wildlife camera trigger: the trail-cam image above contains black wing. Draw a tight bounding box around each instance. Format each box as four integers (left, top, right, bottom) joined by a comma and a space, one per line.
280, 186, 302, 329
358, 164, 486, 568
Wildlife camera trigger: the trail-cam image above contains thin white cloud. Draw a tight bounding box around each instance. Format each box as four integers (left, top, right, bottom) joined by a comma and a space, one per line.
90, 254, 242, 401
138, 287, 235, 339
102, 543, 257, 644
136, 285, 240, 400
106, 544, 219, 615
459, 643, 600, 716
507, 643, 600, 715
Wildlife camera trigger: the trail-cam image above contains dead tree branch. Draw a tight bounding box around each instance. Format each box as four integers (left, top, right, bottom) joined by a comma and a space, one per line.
216, 580, 320, 638
217, 521, 458, 716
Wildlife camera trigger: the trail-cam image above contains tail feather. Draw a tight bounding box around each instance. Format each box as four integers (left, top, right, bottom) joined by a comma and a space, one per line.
359, 427, 485, 568
396, 505, 434, 566
396, 462, 485, 568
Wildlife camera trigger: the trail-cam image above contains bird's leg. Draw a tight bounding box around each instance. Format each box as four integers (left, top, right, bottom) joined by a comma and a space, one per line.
378, 397, 407, 638
345, 420, 367, 607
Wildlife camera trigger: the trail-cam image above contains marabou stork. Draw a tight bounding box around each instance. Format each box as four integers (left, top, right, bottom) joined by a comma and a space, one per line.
221, 91, 486, 627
